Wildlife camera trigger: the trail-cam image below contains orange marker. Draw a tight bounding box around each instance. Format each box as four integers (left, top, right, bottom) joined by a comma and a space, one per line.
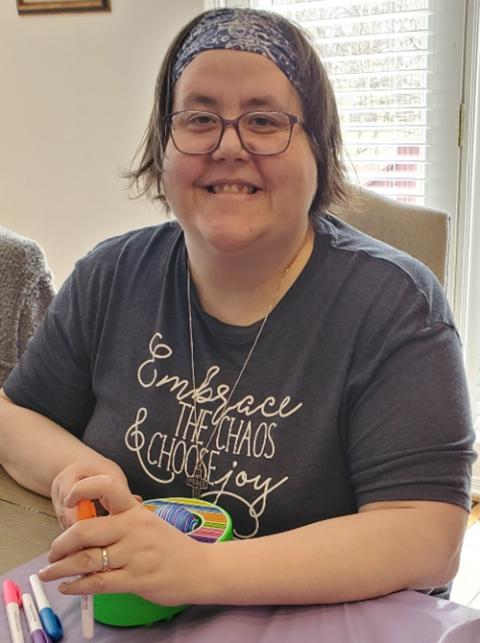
77, 500, 96, 639
77, 500, 96, 521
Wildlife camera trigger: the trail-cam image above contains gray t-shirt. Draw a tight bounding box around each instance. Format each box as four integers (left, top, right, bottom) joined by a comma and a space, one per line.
5, 216, 476, 545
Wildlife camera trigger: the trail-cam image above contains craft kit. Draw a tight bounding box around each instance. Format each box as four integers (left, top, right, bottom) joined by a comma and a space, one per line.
93, 497, 232, 627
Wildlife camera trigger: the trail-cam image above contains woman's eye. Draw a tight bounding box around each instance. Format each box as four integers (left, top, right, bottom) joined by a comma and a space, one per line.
245, 114, 283, 131
187, 114, 216, 127
252, 117, 275, 127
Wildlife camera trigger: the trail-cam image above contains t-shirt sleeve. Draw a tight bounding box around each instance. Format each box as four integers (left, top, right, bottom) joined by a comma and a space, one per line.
345, 272, 476, 512
4, 265, 96, 438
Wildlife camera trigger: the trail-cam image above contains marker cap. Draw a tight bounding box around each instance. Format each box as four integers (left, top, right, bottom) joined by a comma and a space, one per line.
38, 607, 63, 642
3, 579, 22, 605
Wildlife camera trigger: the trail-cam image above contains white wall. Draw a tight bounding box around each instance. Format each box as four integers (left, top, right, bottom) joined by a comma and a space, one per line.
0, 0, 204, 288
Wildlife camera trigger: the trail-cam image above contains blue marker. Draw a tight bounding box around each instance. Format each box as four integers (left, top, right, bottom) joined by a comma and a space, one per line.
28, 574, 63, 642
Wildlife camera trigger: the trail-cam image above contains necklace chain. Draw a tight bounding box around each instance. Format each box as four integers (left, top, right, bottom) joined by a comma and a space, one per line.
186, 259, 292, 498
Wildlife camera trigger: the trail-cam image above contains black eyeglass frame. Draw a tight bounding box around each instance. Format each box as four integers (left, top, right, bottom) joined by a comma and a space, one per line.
163, 109, 309, 156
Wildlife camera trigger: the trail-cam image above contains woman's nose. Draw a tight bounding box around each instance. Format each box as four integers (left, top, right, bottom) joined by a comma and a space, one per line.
210, 123, 249, 161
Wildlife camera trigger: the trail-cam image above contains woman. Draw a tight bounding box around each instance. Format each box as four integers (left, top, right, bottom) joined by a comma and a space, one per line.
0, 8, 476, 606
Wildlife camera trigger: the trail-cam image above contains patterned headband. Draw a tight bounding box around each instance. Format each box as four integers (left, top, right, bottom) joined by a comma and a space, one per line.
171, 8, 304, 97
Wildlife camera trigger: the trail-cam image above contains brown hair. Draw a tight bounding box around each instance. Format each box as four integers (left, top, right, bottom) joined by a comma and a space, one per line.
126, 9, 350, 220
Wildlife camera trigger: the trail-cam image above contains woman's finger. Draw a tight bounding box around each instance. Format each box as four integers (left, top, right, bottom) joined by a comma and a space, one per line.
46, 513, 128, 563
56, 505, 78, 531
56, 568, 143, 597
40, 541, 124, 581
51, 462, 96, 507
63, 474, 136, 515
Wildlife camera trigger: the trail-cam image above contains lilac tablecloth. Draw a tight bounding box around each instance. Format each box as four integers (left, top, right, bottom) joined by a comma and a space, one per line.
1, 553, 479, 642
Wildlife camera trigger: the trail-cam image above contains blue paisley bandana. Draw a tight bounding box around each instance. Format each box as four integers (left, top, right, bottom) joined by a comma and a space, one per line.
171, 8, 304, 97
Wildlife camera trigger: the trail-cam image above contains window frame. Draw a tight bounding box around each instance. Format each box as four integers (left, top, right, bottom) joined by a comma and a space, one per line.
456, 0, 480, 499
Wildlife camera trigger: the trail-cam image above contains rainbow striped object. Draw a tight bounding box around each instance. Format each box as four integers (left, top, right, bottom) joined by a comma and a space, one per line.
143, 497, 233, 543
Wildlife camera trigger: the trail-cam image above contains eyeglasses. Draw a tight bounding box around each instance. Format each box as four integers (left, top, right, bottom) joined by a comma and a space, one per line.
163, 110, 304, 156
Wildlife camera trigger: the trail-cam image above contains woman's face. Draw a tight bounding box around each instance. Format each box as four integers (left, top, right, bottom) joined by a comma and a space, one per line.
162, 49, 317, 256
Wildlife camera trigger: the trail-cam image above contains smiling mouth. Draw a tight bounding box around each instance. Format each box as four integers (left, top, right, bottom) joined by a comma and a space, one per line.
206, 184, 259, 195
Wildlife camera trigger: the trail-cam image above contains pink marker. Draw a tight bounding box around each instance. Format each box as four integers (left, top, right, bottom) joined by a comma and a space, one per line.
2, 579, 24, 643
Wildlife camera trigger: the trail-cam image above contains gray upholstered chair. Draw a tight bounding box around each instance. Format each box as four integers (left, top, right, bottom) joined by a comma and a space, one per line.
0, 227, 55, 387
335, 187, 450, 287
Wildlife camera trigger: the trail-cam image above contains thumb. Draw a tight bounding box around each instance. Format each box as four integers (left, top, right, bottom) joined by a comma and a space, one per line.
64, 474, 136, 516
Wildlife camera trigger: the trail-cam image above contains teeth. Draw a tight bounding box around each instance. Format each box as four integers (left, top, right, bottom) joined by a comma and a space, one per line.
210, 184, 256, 194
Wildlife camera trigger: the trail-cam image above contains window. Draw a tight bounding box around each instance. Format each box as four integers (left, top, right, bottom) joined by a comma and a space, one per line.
252, 0, 465, 217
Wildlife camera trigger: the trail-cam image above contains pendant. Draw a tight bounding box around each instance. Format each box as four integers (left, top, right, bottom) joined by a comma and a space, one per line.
186, 464, 208, 499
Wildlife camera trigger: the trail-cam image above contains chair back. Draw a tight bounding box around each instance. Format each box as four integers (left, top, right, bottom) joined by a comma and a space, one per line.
0, 227, 55, 386
336, 188, 450, 286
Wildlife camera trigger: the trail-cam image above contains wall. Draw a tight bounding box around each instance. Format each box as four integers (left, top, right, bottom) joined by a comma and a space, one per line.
0, 0, 204, 287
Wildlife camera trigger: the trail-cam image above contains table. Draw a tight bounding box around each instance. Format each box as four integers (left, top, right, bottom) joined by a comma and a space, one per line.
0, 465, 59, 574
1, 467, 479, 642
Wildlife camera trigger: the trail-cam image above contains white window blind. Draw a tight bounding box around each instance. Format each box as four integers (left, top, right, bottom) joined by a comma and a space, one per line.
253, 0, 465, 219
261, 0, 431, 204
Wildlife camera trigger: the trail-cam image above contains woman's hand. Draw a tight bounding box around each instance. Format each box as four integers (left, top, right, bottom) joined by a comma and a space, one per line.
39, 475, 205, 607
51, 458, 129, 530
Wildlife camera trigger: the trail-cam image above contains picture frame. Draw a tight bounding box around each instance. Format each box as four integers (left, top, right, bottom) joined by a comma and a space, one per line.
16, 0, 111, 14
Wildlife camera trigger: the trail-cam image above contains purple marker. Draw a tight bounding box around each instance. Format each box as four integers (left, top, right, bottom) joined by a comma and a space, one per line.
21, 593, 52, 643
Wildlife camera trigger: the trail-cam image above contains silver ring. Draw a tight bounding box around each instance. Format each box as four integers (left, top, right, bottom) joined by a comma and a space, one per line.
101, 547, 110, 572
